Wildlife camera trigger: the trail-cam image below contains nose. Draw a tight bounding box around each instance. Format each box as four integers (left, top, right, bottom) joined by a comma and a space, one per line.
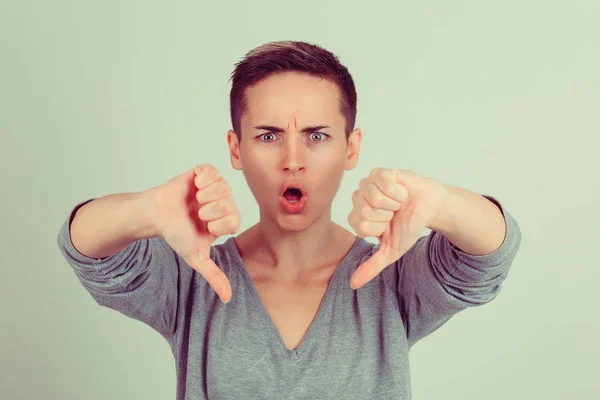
281, 134, 306, 173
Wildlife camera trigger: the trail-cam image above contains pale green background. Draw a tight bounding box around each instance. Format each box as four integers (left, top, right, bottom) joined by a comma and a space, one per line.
2, 1, 598, 399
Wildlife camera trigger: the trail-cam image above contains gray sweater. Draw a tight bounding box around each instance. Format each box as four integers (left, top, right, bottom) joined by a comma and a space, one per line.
56, 194, 521, 399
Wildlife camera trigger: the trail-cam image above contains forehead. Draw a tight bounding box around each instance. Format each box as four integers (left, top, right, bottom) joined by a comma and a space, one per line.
242, 72, 343, 127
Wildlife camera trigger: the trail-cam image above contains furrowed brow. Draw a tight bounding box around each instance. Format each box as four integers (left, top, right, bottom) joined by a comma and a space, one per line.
254, 124, 330, 133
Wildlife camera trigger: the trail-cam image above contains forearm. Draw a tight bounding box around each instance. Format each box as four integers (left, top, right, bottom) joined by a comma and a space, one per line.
70, 191, 158, 259
429, 185, 507, 256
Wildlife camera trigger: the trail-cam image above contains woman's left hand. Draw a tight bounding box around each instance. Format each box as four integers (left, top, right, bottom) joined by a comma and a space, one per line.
347, 168, 449, 290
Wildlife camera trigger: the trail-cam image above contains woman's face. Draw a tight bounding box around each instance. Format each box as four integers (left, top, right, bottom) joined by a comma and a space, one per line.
227, 71, 361, 231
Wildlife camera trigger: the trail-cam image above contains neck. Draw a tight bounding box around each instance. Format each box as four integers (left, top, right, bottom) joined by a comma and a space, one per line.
235, 208, 353, 279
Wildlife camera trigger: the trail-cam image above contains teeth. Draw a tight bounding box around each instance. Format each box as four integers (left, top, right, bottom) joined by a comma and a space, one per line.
288, 200, 299, 203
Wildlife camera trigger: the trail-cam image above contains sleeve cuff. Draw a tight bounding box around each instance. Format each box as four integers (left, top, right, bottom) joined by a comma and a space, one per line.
445, 194, 522, 267
57, 198, 139, 266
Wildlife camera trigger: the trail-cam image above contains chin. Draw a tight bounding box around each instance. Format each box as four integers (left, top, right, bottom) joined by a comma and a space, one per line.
275, 213, 312, 232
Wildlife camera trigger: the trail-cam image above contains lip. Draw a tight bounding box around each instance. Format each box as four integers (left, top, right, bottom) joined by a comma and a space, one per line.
279, 181, 307, 197
279, 180, 308, 214
279, 194, 308, 214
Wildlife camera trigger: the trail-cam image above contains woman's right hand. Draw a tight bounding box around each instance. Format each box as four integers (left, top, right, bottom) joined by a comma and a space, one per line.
146, 164, 240, 303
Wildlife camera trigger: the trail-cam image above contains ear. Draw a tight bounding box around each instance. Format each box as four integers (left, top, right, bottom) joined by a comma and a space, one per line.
227, 130, 243, 170
344, 128, 362, 170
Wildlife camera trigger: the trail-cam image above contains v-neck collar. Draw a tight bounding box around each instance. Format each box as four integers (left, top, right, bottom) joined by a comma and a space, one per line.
224, 235, 363, 360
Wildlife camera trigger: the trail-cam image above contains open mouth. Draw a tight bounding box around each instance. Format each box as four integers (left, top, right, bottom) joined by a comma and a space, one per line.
279, 185, 307, 213
283, 188, 303, 203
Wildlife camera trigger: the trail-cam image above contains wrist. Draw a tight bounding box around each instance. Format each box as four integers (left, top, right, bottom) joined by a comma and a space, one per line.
428, 183, 458, 234
136, 189, 161, 239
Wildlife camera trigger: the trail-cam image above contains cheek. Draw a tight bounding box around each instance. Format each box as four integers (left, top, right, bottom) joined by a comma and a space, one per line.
315, 167, 344, 196
241, 150, 265, 174
244, 164, 277, 198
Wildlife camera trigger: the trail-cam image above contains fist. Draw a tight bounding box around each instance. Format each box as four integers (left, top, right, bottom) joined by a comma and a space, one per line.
149, 164, 240, 303
347, 168, 447, 289
193, 164, 241, 238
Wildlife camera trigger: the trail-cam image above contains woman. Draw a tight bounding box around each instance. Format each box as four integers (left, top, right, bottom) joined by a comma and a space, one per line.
57, 40, 521, 399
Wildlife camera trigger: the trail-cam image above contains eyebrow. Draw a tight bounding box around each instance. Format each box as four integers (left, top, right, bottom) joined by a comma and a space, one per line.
253, 124, 331, 133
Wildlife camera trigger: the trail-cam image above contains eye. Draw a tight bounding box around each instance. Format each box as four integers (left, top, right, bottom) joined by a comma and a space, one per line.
309, 132, 328, 142
257, 132, 277, 142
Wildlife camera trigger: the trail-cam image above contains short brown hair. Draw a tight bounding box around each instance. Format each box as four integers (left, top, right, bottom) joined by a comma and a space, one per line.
228, 40, 357, 141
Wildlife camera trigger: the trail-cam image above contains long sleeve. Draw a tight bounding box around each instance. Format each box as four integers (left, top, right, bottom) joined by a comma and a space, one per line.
56, 198, 189, 341
389, 195, 522, 349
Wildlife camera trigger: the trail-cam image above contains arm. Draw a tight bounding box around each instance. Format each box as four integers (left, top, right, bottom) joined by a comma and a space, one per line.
391, 195, 522, 349
69, 192, 158, 259
56, 193, 191, 341
429, 186, 508, 256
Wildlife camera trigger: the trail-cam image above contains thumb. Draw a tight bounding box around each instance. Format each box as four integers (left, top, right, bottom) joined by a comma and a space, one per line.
186, 253, 232, 303
350, 245, 394, 290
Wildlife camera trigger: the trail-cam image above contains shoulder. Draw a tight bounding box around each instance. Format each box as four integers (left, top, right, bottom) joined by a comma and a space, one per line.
209, 237, 244, 276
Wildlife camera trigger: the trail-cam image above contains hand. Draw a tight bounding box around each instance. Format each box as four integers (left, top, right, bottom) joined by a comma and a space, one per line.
347, 168, 448, 290
147, 164, 240, 303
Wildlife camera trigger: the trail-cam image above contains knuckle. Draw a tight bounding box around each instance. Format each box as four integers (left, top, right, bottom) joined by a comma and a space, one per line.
210, 167, 221, 180
206, 219, 218, 235
219, 201, 229, 213
359, 220, 371, 233
347, 212, 356, 226
197, 163, 210, 175
381, 180, 393, 193
360, 205, 372, 219
220, 183, 229, 196
199, 164, 218, 179
348, 214, 360, 231
230, 213, 241, 231
383, 210, 393, 220
371, 195, 384, 208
